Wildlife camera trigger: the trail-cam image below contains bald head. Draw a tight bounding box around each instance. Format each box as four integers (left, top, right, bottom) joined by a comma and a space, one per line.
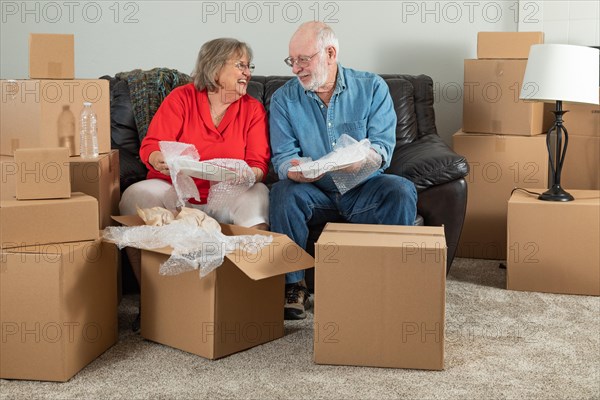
290, 21, 339, 57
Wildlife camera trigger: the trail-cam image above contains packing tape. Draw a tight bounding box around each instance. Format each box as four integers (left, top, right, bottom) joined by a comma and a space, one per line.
10, 139, 19, 154
495, 136, 506, 152
322, 229, 445, 238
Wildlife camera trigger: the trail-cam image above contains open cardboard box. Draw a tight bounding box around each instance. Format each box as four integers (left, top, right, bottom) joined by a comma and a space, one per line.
111, 215, 314, 359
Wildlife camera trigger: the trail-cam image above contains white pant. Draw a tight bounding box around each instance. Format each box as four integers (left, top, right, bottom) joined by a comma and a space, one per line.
119, 179, 269, 227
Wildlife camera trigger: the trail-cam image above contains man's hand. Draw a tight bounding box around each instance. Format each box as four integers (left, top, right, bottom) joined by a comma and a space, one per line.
287, 159, 324, 183
149, 151, 170, 176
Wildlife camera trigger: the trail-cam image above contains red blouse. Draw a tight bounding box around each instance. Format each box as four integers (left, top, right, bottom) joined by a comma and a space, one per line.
140, 83, 270, 202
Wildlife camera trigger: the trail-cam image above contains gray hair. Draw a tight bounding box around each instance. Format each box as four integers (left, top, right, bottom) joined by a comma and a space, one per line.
191, 38, 253, 92
315, 24, 339, 57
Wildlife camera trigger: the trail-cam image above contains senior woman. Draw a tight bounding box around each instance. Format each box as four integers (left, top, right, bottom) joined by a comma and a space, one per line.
119, 38, 270, 329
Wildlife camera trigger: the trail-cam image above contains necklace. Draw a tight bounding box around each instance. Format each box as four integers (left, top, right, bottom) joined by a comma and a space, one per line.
210, 105, 227, 125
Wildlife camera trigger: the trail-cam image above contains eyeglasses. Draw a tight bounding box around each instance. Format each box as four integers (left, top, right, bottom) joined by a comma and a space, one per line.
283, 51, 320, 68
233, 61, 255, 73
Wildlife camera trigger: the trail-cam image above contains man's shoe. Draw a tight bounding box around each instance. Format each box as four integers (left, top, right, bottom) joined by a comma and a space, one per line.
132, 310, 141, 332
284, 281, 310, 320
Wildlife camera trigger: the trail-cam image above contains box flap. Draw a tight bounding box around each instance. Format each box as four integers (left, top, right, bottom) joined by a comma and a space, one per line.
110, 215, 314, 280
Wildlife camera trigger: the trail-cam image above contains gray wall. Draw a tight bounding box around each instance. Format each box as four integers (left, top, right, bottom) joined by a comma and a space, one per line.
1, 1, 598, 143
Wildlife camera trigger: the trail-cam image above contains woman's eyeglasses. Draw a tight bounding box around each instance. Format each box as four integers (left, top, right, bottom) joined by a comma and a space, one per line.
233, 61, 255, 73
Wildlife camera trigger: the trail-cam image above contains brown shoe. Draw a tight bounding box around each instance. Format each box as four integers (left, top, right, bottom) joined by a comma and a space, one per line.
284, 280, 310, 320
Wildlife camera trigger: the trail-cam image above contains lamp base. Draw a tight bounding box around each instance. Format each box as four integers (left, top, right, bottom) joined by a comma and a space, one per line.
538, 185, 575, 202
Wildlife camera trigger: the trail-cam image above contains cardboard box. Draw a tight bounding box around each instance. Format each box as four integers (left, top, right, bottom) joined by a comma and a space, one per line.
477, 32, 544, 59
561, 89, 600, 137
314, 223, 446, 370
1, 193, 98, 248
14, 147, 71, 200
453, 131, 548, 259
463, 59, 549, 136
112, 215, 314, 360
561, 135, 600, 190
507, 189, 599, 296
0, 79, 110, 156
0, 239, 119, 381
0, 155, 16, 200
70, 150, 120, 228
29, 33, 74, 79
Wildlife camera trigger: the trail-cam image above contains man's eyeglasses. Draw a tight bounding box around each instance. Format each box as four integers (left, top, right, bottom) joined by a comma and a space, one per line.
233, 61, 255, 73
283, 51, 320, 68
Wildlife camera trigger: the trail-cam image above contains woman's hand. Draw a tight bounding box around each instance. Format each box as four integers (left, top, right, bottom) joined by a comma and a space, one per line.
149, 151, 170, 176
251, 167, 264, 183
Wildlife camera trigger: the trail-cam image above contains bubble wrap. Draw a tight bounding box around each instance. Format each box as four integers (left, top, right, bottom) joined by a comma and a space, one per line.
204, 158, 255, 218
329, 135, 382, 194
103, 224, 273, 277
159, 141, 256, 213
159, 141, 201, 208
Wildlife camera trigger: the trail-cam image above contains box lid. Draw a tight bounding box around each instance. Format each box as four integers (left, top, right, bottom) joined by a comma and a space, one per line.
317, 223, 446, 249
111, 215, 314, 280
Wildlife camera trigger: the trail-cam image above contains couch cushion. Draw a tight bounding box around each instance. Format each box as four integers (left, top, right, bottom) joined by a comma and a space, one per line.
102, 76, 148, 192
381, 74, 438, 138
246, 80, 264, 105
384, 78, 418, 146
387, 134, 468, 192
264, 77, 293, 115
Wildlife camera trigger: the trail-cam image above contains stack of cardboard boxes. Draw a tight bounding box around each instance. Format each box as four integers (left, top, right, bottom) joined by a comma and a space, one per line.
0, 34, 119, 381
453, 32, 551, 260
559, 93, 600, 190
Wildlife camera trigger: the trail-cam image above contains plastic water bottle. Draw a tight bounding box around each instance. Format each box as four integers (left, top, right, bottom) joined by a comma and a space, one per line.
80, 102, 98, 158
57, 105, 76, 155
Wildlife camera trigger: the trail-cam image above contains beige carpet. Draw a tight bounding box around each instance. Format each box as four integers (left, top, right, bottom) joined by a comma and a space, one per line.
2, 258, 599, 399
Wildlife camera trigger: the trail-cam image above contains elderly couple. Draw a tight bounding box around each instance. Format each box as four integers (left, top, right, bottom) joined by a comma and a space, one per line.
120, 21, 417, 323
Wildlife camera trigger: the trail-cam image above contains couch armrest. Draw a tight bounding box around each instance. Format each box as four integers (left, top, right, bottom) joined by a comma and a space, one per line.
387, 134, 469, 192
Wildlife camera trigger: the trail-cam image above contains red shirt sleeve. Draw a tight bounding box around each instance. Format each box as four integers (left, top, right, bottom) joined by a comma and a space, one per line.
243, 100, 270, 181
139, 88, 187, 172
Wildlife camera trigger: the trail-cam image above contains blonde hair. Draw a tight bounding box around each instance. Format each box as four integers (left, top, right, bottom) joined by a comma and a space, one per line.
191, 38, 253, 92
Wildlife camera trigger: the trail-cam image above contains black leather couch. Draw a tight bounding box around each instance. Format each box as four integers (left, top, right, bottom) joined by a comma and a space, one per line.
105, 74, 469, 276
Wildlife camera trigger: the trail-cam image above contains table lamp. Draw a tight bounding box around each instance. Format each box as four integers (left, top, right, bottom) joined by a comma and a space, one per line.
520, 44, 599, 201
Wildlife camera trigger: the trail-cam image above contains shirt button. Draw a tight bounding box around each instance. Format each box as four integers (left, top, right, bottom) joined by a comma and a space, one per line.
328, 122, 332, 127
320, 105, 323, 108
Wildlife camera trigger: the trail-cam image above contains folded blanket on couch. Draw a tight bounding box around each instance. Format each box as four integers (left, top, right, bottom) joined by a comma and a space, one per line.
115, 68, 191, 141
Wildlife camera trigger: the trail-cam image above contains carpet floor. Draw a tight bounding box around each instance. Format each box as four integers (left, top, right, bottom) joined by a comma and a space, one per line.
1, 258, 599, 399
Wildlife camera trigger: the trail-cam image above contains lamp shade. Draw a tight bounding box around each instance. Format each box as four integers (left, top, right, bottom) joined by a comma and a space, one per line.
520, 44, 599, 105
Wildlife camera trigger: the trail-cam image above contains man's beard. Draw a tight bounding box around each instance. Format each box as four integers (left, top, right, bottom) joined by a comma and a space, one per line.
298, 59, 329, 92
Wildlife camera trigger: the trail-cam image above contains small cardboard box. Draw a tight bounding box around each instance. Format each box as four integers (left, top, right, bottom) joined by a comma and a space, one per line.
453, 131, 549, 259
314, 223, 446, 370
463, 59, 549, 136
1, 155, 17, 200
477, 32, 544, 59
1, 193, 98, 249
562, 135, 600, 190
29, 33, 74, 79
70, 150, 120, 228
14, 147, 71, 200
112, 215, 314, 360
507, 189, 599, 296
0, 239, 119, 381
0, 79, 110, 156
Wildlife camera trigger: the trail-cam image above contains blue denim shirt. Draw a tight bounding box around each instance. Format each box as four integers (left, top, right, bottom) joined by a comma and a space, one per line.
270, 64, 397, 193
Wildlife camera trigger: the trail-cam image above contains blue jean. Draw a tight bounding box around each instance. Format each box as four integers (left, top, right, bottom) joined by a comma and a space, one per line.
269, 174, 417, 284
